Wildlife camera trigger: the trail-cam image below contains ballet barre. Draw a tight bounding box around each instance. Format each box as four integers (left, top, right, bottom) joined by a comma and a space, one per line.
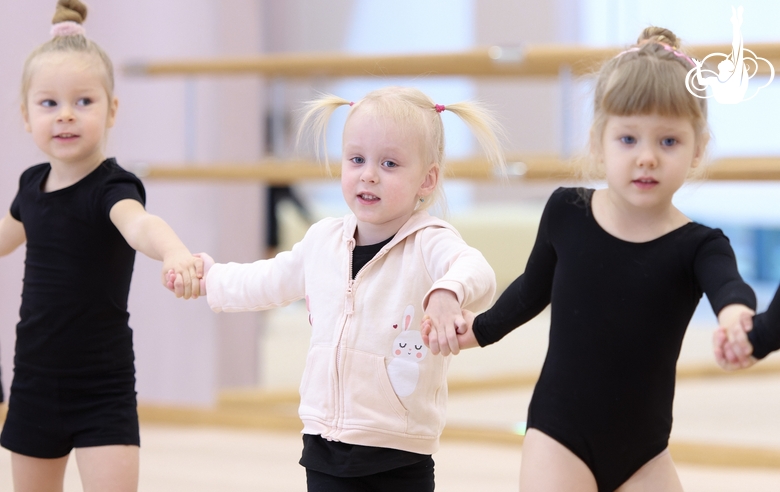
125, 43, 780, 78
134, 156, 780, 184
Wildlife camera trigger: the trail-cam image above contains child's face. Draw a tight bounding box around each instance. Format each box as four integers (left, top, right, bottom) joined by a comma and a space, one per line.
341, 107, 437, 244
22, 52, 117, 169
598, 113, 703, 210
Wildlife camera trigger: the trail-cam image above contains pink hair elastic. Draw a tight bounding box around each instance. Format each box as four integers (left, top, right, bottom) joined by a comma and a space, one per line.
616, 43, 696, 67
50, 21, 86, 38
434, 104, 446, 113
349, 101, 354, 106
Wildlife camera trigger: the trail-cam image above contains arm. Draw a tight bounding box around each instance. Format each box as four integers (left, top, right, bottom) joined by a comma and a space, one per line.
471, 196, 558, 348
109, 199, 202, 299
419, 227, 496, 356
694, 231, 757, 368
206, 234, 307, 313
0, 212, 26, 257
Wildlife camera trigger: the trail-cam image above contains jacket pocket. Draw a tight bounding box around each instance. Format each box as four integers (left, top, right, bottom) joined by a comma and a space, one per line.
341, 349, 408, 433
298, 345, 334, 421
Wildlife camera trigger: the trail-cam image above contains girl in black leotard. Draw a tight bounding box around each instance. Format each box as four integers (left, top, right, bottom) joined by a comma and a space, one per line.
423, 27, 756, 492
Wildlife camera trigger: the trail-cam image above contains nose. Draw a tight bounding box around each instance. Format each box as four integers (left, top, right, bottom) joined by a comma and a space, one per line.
360, 162, 378, 183
57, 105, 75, 122
636, 144, 658, 169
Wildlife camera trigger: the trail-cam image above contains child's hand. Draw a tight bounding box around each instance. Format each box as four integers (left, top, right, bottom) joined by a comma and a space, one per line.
162, 249, 204, 299
421, 308, 478, 354
167, 252, 214, 299
713, 310, 756, 370
421, 289, 467, 356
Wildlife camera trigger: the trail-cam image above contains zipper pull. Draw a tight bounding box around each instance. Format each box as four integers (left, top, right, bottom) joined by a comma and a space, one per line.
345, 281, 355, 315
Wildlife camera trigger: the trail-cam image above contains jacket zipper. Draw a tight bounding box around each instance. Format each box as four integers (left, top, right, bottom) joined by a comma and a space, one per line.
333, 236, 392, 436
332, 237, 356, 436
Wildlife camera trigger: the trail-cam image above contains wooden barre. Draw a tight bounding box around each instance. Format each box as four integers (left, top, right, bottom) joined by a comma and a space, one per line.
125, 43, 780, 78
134, 156, 780, 184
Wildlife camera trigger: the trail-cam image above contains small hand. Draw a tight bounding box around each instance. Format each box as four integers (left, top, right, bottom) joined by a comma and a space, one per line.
421, 308, 479, 354
193, 252, 214, 296
714, 310, 756, 370
421, 289, 465, 356
163, 249, 204, 299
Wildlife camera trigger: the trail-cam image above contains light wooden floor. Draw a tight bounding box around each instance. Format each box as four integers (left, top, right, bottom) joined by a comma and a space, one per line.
2, 305, 779, 489
1, 422, 779, 491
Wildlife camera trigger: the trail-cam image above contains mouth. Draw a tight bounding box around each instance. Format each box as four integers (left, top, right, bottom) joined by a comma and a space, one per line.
632, 177, 658, 188
54, 133, 79, 140
357, 193, 380, 203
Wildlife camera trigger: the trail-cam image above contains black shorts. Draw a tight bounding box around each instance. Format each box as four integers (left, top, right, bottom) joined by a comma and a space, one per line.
306, 456, 435, 492
0, 369, 139, 458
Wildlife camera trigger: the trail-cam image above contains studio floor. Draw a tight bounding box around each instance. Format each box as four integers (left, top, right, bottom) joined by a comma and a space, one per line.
1, 372, 780, 491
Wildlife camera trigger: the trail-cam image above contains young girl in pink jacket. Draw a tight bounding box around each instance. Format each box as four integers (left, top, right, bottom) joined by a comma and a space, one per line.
178, 86, 505, 491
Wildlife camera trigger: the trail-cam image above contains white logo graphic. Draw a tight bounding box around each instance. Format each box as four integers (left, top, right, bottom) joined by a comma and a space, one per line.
685, 6, 774, 104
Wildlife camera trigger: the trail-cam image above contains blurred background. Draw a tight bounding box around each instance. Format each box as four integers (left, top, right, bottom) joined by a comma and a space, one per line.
1, 0, 780, 490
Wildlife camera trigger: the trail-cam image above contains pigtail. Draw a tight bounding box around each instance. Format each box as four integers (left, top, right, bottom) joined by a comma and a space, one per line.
443, 102, 507, 178
296, 94, 352, 173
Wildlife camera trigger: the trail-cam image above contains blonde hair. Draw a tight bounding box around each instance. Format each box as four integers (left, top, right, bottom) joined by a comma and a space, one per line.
21, 0, 115, 105
583, 27, 708, 180
298, 86, 506, 211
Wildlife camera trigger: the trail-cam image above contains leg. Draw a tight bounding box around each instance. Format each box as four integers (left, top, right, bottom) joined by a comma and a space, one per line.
75, 445, 139, 492
615, 448, 683, 492
11, 452, 69, 492
519, 429, 597, 492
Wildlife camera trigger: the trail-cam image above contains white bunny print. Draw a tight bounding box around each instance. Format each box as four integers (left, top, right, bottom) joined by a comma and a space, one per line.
387, 304, 428, 397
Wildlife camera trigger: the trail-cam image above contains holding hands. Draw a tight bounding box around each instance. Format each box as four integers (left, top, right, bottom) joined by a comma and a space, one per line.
167, 252, 214, 299
713, 304, 756, 371
420, 289, 480, 355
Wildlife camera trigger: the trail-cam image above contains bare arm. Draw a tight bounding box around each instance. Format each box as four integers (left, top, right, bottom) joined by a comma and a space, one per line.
109, 199, 202, 299
0, 212, 26, 257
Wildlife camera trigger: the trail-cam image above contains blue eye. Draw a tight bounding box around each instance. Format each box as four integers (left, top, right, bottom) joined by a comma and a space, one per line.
350, 156, 365, 164
382, 160, 398, 168
41, 100, 57, 108
77, 98, 93, 106
661, 137, 677, 146
620, 136, 636, 144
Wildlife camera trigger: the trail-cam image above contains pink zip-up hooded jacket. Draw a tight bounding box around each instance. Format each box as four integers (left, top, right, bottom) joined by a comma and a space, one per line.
206, 211, 496, 454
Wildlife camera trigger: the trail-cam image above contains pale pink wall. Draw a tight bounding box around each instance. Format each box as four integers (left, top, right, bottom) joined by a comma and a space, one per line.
0, 0, 266, 406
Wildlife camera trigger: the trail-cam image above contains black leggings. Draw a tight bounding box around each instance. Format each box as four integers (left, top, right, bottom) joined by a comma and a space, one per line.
306, 456, 435, 492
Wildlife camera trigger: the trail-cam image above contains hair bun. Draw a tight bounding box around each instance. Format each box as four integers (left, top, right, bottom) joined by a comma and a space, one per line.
52, 0, 88, 25
638, 26, 681, 49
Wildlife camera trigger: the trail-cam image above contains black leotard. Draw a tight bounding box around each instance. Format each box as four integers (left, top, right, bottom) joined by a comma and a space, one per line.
749, 287, 780, 359
473, 188, 755, 492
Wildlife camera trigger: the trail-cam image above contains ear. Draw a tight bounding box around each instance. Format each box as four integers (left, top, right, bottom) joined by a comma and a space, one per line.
690, 133, 709, 168
403, 305, 414, 330
106, 96, 119, 129
417, 163, 439, 199
21, 103, 31, 133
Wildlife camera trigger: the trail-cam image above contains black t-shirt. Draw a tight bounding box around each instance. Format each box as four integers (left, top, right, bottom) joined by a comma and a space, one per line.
300, 235, 430, 477
10, 158, 145, 376
473, 187, 755, 456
